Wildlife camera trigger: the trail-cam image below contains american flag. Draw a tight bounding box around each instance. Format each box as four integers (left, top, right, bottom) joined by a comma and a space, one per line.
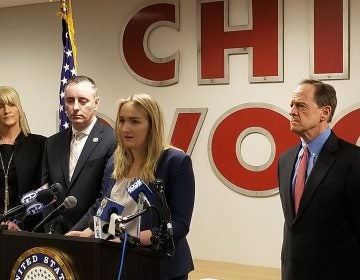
58, 3, 77, 131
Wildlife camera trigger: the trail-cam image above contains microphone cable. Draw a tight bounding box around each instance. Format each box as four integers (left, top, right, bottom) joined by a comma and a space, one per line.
117, 231, 128, 280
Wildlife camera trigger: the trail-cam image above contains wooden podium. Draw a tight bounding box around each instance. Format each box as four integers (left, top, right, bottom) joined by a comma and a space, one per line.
0, 229, 163, 279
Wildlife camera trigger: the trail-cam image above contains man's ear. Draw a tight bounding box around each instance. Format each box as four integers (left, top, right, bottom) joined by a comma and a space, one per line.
320, 105, 331, 121
94, 96, 100, 111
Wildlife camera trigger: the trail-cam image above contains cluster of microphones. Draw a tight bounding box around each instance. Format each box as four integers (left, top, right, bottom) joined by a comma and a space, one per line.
93, 178, 175, 257
0, 178, 174, 256
93, 178, 155, 241
0, 183, 77, 232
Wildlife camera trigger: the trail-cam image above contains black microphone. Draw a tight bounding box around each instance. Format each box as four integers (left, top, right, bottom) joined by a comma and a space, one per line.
48, 183, 64, 195
19, 183, 63, 205
0, 189, 55, 223
32, 196, 77, 232
24, 190, 56, 216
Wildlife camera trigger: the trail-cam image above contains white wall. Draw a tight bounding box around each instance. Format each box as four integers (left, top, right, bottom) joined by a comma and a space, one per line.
1, 0, 360, 268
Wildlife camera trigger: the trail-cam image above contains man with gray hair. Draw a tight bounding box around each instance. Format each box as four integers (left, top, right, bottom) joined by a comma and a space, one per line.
278, 79, 360, 279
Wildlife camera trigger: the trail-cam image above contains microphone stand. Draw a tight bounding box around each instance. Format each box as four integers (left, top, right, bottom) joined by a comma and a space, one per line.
151, 179, 175, 259
48, 215, 64, 234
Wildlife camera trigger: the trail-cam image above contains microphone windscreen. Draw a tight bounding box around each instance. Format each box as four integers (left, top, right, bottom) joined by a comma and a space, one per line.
25, 189, 54, 216
64, 196, 77, 209
36, 189, 55, 205
50, 183, 64, 194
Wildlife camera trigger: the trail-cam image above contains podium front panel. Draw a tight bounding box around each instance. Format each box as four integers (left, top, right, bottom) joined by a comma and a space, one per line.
0, 230, 162, 280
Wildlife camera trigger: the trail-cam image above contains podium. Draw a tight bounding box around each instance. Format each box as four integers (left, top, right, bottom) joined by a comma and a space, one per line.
0, 230, 163, 279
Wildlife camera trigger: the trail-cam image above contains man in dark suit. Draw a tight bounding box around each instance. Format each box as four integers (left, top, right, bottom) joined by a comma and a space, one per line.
42, 75, 115, 233
278, 79, 360, 280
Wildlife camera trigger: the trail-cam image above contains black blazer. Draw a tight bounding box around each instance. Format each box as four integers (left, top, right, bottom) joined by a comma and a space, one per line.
42, 119, 116, 233
7, 133, 46, 231
278, 132, 360, 280
72, 148, 195, 279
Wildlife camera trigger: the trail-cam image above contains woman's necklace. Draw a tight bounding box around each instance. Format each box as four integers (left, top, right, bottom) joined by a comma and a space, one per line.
0, 150, 14, 213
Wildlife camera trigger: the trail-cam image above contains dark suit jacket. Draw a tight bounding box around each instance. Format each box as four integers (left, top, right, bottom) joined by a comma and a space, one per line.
72, 148, 195, 279
42, 119, 116, 233
278, 132, 360, 280
13, 133, 46, 231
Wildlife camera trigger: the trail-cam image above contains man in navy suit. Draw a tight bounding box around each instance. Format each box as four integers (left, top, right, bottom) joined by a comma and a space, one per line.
278, 79, 360, 280
42, 75, 115, 233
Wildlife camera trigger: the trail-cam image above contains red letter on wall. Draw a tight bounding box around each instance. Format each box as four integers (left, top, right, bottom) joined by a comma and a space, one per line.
310, 0, 349, 80
332, 106, 360, 145
121, 1, 179, 86
198, 0, 283, 84
174, 104, 360, 197
209, 104, 298, 196
168, 108, 208, 155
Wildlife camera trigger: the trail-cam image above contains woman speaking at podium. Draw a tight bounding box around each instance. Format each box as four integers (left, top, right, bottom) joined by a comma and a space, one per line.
67, 93, 195, 280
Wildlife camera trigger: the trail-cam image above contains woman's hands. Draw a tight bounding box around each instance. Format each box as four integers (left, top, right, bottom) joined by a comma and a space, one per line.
65, 227, 94, 237
139, 229, 152, 246
1, 220, 20, 231
65, 228, 153, 247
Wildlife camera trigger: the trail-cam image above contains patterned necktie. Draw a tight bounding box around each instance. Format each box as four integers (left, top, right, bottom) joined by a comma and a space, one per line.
69, 132, 84, 180
294, 145, 309, 213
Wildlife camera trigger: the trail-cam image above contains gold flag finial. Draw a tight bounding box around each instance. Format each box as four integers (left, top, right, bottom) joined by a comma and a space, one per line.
61, 0, 67, 14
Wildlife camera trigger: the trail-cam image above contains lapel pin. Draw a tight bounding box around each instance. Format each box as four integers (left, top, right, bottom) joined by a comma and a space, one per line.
93, 137, 99, 143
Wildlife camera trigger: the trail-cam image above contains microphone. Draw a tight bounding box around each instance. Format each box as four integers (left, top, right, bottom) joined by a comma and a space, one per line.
94, 198, 124, 239
20, 183, 63, 205
107, 207, 154, 238
115, 208, 152, 224
32, 196, 77, 232
48, 183, 64, 195
25, 190, 56, 216
96, 197, 125, 222
93, 216, 111, 239
127, 178, 154, 206
0, 189, 55, 223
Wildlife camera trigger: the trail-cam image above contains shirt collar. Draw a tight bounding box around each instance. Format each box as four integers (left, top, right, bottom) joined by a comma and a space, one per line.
300, 127, 331, 157
72, 117, 97, 136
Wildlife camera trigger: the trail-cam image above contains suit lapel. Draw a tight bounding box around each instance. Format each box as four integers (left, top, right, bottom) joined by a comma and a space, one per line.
295, 133, 338, 217
61, 129, 72, 188
69, 120, 104, 186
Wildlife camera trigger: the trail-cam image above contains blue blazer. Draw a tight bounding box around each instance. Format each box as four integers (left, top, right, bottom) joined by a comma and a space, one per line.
278, 132, 360, 280
72, 148, 195, 279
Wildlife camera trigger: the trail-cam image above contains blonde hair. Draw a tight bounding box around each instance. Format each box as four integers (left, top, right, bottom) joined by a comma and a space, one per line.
0, 86, 30, 136
113, 93, 168, 183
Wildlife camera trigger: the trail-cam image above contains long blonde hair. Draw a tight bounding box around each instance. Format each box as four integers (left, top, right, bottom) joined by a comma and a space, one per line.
113, 94, 168, 183
0, 86, 30, 136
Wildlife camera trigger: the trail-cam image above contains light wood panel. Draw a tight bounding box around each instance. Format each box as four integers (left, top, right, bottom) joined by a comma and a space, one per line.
189, 259, 281, 280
